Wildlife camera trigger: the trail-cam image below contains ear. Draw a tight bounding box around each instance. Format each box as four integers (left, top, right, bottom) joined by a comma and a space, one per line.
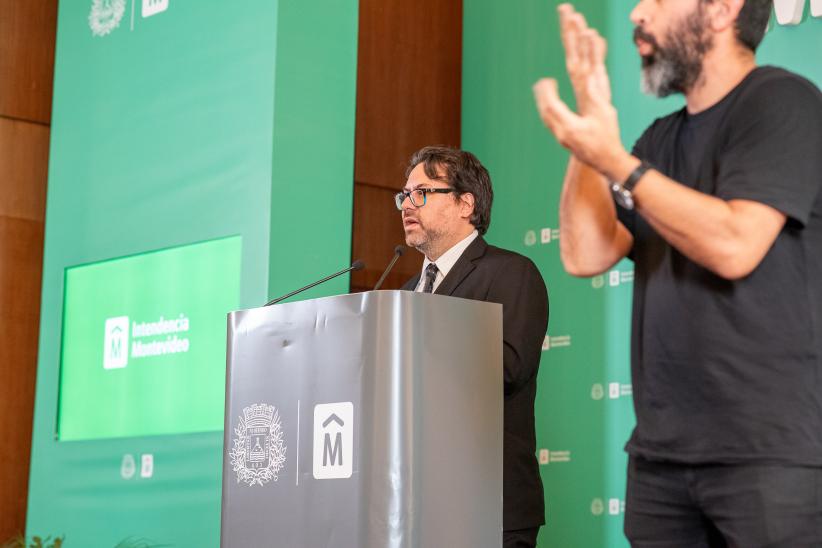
459, 192, 476, 221
706, 0, 745, 33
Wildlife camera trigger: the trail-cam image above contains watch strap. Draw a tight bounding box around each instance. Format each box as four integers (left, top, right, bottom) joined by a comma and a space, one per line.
624, 160, 653, 192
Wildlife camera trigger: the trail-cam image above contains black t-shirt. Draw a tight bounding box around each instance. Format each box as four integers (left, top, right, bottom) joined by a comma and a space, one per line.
619, 66, 822, 465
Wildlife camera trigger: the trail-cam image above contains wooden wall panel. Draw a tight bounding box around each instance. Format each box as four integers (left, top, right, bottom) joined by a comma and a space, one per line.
354, 0, 462, 190
351, 0, 462, 291
0, 217, 44, 539
0, 1, 58, 123
350, 184, 423, 292
0, 119, 50, 221
0, 0, 57, 539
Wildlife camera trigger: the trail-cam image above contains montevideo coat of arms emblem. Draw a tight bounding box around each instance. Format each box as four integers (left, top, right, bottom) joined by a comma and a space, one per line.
88, 0, 126, 37
229, 403, 287, 486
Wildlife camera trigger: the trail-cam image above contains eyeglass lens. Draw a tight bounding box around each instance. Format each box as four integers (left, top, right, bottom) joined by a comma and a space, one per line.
394, 189, 426, 209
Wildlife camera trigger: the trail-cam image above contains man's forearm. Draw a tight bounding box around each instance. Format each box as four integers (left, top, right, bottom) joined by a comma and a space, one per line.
559, 156, 633, 276
630, 167, 786, 279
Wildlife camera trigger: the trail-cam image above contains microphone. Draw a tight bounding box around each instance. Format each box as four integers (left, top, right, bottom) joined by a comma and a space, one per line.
373, 245, 406, 290
264, 260, 365, 306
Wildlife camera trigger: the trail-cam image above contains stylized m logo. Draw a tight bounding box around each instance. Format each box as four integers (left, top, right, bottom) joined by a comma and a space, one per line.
313, 402, 353, 479
104, 316, 129, 369
110, 336, 122, 358
323, 432, 343, 466
142, 0, 169, 18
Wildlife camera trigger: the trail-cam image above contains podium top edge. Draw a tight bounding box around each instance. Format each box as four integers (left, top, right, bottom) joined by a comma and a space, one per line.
227, 290, 502, 316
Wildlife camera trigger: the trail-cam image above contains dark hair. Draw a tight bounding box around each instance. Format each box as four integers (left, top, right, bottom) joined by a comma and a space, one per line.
731, 0, 772, 52
405, 146, 494, 235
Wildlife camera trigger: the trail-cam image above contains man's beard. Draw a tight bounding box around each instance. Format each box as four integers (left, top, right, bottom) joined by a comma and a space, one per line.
635, 7, 713, 97
404, 221, 443, 257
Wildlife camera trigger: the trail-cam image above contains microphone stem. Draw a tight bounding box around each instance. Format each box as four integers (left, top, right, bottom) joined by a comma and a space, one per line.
373, 253, 401, 291
265, 265, 356, 306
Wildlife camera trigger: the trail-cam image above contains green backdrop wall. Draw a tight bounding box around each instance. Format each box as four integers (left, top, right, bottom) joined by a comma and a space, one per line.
26, 0, 357, 545
462, 1, 822, 546
25, 0, 821, 546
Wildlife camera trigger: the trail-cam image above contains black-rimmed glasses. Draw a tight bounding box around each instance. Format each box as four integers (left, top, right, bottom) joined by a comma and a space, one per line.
394, 188, 456, 210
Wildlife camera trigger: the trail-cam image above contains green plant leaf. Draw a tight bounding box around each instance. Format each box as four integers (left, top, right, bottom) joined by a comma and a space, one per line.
113, 537, 173, 548
0, 532, 26, 548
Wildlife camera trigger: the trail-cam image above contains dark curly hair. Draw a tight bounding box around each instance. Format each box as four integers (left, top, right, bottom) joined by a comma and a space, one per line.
706, 0, 772, 52
405, 146, 494, 235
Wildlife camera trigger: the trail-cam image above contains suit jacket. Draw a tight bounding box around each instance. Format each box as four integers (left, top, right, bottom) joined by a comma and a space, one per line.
402, 236, 549, 530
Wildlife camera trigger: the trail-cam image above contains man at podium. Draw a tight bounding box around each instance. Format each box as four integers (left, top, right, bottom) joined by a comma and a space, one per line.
396, 146, 550, 548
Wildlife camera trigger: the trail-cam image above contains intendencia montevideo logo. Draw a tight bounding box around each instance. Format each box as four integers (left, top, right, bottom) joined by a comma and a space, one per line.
88, 0, 170, 37
103, 313, 191, 369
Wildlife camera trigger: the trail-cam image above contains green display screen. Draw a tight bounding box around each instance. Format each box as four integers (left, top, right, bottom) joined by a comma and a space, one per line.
57, 236, 242, 441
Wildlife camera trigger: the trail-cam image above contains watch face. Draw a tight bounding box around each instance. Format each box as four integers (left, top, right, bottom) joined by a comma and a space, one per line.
611, 183, 635, 210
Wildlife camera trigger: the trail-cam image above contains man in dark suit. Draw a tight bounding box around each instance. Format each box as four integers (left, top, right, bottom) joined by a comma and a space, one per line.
397, 146, 549, 548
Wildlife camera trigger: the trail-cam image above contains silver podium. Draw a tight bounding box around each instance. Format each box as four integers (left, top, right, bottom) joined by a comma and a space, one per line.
220, 290, 503, 547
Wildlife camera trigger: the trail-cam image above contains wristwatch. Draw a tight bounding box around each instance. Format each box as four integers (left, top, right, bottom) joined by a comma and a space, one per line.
611, 160, 653, 210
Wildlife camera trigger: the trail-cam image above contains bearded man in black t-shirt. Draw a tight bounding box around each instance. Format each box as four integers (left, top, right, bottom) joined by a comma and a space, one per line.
533, 1, 822, 546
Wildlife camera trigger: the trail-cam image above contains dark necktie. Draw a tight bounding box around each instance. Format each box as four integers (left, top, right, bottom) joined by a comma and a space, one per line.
422, 263, 439, 293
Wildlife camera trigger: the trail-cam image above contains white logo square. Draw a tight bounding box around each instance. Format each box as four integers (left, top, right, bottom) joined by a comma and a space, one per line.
140, 454, 154, 478
609, 270, 620, 287
313, 402, 353, 479
104, 316, 129, 369
540, 228, 552, 244
142, 0, 169, 18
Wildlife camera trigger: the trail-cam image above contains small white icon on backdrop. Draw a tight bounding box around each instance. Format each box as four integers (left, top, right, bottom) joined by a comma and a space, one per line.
543, 335, 571, 351
591, 498, 605, 516
603, 383, 633, 399
142, 0, 169, 18
88, 0, 127, 37
140, 454, 154, 478
313, 402, 354, 480
524, 230, 537, 247
591, 383, 605, 401
104, 316, 129, 370
595, 269, 634, 289
121, 454, 136, 480
609, 498, 626, 515
537, 449, 571, 464
773, 0, 822, 25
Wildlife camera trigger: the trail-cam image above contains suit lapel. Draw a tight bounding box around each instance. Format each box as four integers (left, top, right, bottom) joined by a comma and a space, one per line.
401, 273, 420, 291
434, 236, 487, 296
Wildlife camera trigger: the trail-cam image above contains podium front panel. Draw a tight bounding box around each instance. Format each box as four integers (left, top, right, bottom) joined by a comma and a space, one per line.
221, 290, 503, 547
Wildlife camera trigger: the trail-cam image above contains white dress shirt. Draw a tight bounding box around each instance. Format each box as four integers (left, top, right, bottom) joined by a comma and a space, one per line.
414, 230, 479, 293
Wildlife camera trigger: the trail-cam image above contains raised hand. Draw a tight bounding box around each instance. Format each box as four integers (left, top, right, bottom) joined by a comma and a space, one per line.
559, 4, 611, 111
533, 3, 626, 180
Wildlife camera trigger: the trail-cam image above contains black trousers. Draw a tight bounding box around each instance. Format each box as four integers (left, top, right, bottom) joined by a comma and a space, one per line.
624, 455, 822, 548
503, 526, 540, 548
